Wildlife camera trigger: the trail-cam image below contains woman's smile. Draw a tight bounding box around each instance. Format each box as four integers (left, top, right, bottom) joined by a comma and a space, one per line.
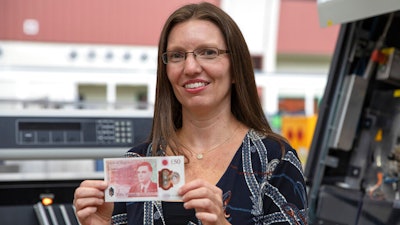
184, 81, 209, 89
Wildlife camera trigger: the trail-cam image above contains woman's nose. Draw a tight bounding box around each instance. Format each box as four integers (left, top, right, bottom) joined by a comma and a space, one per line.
183, 54, 202, 75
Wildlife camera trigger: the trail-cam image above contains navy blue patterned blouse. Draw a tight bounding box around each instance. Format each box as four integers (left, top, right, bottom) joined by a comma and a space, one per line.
111, 129, 308, 225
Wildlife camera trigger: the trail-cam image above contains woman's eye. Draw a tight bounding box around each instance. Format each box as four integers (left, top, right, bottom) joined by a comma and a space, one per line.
198, 48, 217, 57
170, 52, 184, 59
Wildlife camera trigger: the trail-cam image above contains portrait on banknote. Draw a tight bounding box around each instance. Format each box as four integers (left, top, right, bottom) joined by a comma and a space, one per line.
104, 156, 184, 202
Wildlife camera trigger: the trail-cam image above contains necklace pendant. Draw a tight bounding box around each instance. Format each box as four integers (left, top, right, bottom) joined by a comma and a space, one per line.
196, 153, 204, 160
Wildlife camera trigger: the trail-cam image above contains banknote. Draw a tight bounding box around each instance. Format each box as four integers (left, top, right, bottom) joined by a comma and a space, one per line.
104, 156, 185, 202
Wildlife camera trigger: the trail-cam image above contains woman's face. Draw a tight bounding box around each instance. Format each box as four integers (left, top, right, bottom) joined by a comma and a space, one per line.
165, 19, 232, 114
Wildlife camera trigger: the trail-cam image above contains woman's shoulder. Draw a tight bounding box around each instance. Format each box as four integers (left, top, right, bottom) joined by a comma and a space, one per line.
262, 135, 294, 151
125, 141, 151, 157
258, 132, 303, 171
246, 129, 304, 178
248, 129, 296, 159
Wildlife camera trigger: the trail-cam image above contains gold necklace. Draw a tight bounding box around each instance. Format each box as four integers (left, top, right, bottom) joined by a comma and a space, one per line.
182, 125, 240, 160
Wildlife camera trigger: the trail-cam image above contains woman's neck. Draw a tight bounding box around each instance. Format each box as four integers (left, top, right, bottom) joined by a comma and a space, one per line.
178, 111, 240, 151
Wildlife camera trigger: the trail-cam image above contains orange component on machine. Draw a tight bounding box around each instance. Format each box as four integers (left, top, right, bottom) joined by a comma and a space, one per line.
281, 115, 317, 165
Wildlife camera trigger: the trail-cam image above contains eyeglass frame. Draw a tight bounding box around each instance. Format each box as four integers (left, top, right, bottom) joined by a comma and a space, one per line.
161, 47, 230, 64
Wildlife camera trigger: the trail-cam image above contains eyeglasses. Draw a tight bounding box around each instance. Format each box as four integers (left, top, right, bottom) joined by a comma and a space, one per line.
162, 47, 229, 64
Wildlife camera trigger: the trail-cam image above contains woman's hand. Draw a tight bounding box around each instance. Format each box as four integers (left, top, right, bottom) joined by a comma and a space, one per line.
73, 180, 114, 225
179, 179, 231, 225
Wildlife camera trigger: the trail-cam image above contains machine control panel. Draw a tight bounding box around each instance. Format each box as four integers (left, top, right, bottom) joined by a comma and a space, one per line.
0, 112, 153, 159
16, 119, 135, 146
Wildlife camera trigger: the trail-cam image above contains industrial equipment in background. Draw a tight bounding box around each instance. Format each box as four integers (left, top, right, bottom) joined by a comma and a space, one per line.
306, 1, 400, 224
0, 110, 152, 225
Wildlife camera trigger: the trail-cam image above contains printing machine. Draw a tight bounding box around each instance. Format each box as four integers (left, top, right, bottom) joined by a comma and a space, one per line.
0, 110, 153, 224
306, 1, 400, 224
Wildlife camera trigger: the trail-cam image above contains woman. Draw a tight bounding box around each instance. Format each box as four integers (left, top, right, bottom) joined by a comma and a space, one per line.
74, 2, 308, 225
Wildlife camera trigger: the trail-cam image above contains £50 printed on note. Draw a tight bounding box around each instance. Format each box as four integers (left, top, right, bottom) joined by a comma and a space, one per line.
104, 156, 184, 202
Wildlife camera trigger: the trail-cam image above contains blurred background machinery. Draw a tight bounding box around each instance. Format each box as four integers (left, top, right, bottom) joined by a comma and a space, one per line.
306, 1, 400, 224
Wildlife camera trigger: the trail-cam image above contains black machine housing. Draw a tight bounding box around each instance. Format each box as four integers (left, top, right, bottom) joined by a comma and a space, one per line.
306, 9, 400, 225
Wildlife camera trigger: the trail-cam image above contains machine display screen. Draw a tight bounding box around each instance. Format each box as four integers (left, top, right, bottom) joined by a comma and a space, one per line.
19, 122, 81, 131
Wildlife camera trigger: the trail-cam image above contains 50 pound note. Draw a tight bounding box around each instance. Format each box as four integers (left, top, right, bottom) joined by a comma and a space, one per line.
104, 156, 184, 202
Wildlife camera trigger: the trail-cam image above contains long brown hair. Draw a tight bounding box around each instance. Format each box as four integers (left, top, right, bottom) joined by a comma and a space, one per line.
149, 2, 284, 156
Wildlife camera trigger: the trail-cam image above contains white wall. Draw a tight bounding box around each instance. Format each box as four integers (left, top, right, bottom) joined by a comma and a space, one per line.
256, 73, 327, 116
0, 41, 157, 110
221, 0, 280, 72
